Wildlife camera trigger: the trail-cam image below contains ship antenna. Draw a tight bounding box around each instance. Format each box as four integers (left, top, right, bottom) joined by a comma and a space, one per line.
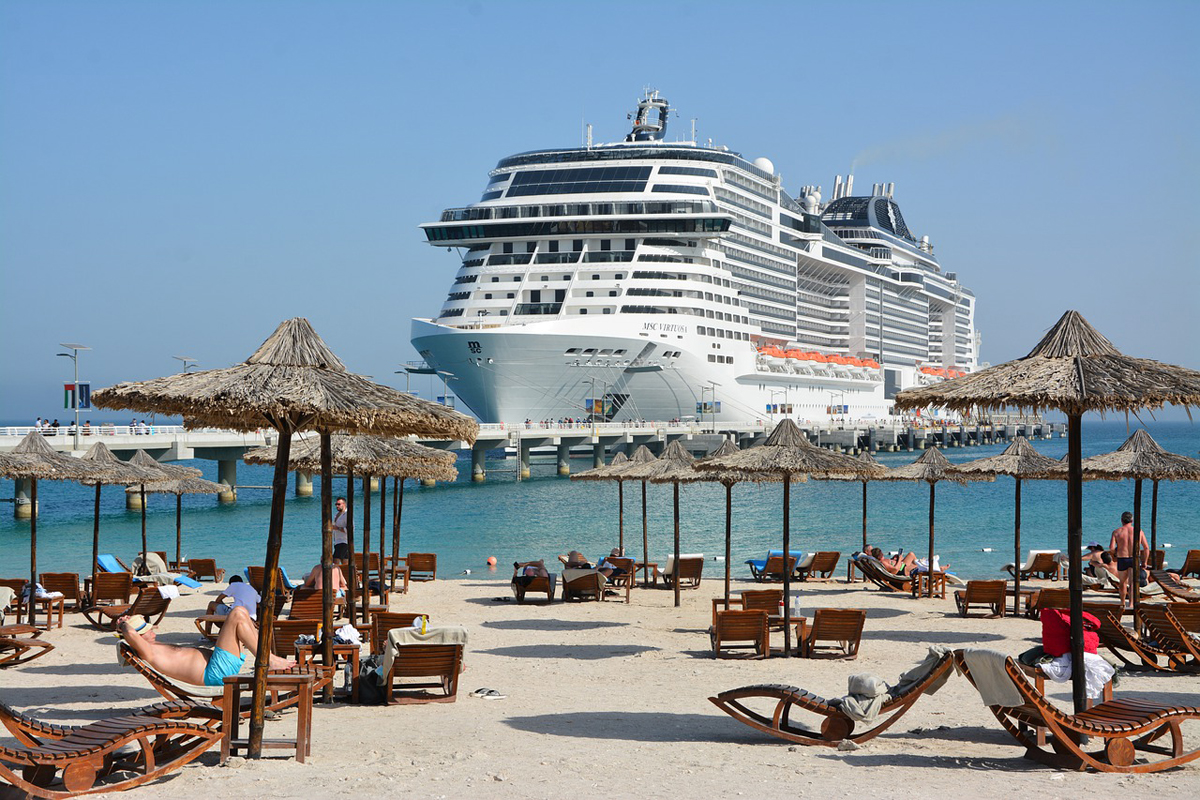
690, 117, 697, 143
587, 123, 593, 150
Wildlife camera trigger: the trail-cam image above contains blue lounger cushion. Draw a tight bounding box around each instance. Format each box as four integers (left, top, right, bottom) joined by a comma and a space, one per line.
174, 574, 202, 588
97, 554, 125, 574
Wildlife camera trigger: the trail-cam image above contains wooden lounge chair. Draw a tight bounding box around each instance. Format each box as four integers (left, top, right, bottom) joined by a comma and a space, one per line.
353, 552, 389, 611
659, 554, 704, 589
799, 608, 866, 659
953, 648, 1200, 772
1150, 569, 1200, 602
369, 611, 427, 655
1167, 602, 1200, 633
245, 566, 301, 600
511, 563, 555, 604
119, 643, 305, 717
1177, 549, 1200, 579
709, 649, 954, 746
82, 585, 171, 631
0, 625, 54, 668
0, 703, 222, 798
602, 557, 635, 603
0, 578, 63, 629
286, 587, 345, 621
406, 552, 437, 582
381, 627, 465, 704
1137, 605, 1200, 671
852, 554, 913, 593
954, 580, 1007, 618
561, 569, 606, 602
185, 557, 225, 583
745, 553, 799, 583
741, 589, 783, 617
710, 609, 769, 659
37, 573, 84, 614
1005, 550, 1061, 581
1026, 586, 1071, 618
797, 551, 840, 582
83, 571, 133, 609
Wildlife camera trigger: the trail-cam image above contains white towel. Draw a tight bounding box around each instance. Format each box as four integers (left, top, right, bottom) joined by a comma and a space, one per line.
157, 585, 181, 600
1038, 652, 1116, 700
382, 625, 468, 680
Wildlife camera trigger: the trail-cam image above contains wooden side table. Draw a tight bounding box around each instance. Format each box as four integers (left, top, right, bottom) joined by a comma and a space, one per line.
912, 571, 947, 599
634, 562, 658, 587
221, 673, 315, 762
1018, 662, 1112, 745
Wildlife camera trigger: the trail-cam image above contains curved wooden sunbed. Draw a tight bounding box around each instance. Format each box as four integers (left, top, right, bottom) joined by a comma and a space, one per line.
708, 650, 954, 746
0, 624, 54, 668
851, 554, 913, 593
954, 649, 1200, 772
0, 703, 221, 798
1137, 605, 1200, 671
119, 643, 305, 717
1150, 570, 1200, 602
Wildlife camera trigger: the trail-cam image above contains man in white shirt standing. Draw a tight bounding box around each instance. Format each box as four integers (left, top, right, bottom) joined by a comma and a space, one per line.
333, 497, 349, 563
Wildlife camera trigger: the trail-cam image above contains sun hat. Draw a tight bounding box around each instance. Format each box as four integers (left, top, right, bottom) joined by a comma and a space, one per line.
1086, 542, 1104, 551
119, 615, 153, 637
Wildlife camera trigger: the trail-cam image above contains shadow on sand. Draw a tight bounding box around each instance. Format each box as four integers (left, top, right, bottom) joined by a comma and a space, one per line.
477, 643, 660, 660
481, 619, 629, 632
504, 711, 771, 744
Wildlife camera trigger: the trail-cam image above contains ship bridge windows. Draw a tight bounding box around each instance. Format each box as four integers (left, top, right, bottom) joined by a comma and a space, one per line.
507, 166, 652, 197
480, 191, 503, 201
658, 166, 718, 178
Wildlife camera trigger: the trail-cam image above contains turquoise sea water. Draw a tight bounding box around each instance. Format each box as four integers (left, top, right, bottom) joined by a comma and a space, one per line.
2, 421, 1198, 584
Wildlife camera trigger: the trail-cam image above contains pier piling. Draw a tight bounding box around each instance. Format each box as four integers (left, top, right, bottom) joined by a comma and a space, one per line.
217, 459, 237, 503
471, 447, 487, 482
557, 443, 570, 476
295, 470, 313, 497
13, 477, 33, 519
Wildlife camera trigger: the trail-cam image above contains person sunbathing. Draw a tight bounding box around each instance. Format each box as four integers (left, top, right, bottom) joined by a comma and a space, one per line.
117, 606, 295, 687
558, 551, 592, 569
871, 547, 919, 576
595, 548, 629, 580
302, 563, 348, 596
512, 560, 549, 584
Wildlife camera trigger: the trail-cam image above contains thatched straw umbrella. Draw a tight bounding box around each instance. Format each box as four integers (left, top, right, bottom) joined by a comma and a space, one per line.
894, 309, 1200, 711
605, 446, 657, 584
1079, 429, 1200, 609
877, 448, 992, 598
571, 451, 630, 551
675, 439, 744, 606
0, 433, 92, 625
949, 437, 1063, 613
244, 434, 457, 624
79, 442, 164, 594
94, 318, 477, 757
125, 450, 201, 570
696, 420, 873, 655
621, 441, 696, 608
814, 450, 887, 552
137, 476, 228, 569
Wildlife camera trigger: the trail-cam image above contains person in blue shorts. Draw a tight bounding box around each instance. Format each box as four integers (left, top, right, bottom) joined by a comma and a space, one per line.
117, 605, 295, 687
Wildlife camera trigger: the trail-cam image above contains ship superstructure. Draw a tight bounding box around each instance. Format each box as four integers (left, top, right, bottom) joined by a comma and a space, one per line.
412, 91, 978, 424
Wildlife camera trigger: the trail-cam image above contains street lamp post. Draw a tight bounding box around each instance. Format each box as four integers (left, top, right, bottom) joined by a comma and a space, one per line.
57, 343, 90, 451
768, 387, 789, 423
173, 355, 199, 373
580, 377, 612, 435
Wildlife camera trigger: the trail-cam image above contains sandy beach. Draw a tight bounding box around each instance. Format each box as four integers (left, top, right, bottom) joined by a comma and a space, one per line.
3, 571, 1199, 799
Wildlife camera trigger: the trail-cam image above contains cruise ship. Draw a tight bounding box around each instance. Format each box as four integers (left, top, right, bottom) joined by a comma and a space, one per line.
411, 91, 979, 424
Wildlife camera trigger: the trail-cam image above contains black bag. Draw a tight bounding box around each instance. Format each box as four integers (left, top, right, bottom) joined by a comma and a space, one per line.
357, 654, 387, 705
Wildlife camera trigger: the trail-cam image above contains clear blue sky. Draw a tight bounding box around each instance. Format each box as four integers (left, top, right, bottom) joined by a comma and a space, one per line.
2, 0, 1197, 422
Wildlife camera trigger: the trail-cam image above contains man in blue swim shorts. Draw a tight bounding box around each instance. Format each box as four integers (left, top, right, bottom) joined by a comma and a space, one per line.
117, 605, 295, 687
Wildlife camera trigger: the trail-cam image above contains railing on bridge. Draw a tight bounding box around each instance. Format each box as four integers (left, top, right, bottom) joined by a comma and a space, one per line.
2, 425, 191, 438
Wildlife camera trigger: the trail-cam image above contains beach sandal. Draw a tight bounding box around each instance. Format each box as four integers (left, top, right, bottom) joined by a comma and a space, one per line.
471, 687, 506, 700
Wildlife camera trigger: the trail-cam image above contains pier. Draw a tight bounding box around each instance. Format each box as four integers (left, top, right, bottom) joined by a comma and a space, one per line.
1, 417, 1058, 516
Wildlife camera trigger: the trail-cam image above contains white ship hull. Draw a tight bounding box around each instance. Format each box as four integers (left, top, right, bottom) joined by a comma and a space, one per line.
412, 317, 899, 424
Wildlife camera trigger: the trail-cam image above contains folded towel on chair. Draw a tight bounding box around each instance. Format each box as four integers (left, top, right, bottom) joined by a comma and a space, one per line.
959, 648, 1023, 707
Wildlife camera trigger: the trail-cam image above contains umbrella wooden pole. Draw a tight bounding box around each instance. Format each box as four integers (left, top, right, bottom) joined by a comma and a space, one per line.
28, 479, 37, 627
175, 495, 182, 568
618, 481, 624, 553
1132, 478, 1143, 612
927, 482, 936, 599
672, 482, 681, 609
248, 419, 293, 758
1066, 413, 1086, 713
392, 479, 404, 591
320, 432, 334, 697
861, 481, 868, 551
362, 474, 372, 617
641, 481, 648, 586
379, 475, 386, 602
1013, 478, 1023, 615
1150, 480, 1159, 561
346, 468, 357, 626
724, 483, 732, 605
782, 475, 792, 657
139, 484, 147, 572
91, 484, 101, 604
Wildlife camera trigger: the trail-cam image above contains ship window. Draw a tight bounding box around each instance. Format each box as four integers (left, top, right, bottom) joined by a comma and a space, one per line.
499, 310, 507, 316
615, 273, 624, 280
586, 291, 594, 297
541, 275, 549, 281
705, 311, 714, 319
513, 276, 520, 281
480, 190, 502, 201
507, 292, 515, 299
599, 349, 612, 355
573, 239, 583, 251
652, 184, 710, 195
565, 348, 580, 354
609, 290, 618, 296
583, 349, 597, 355
526, 242, 536, 252
601, 240, 611, 251
548, 240, 559, 252
614, 349, 626, 355
503, 243, 513, 254
592, 274, 600, 280
491, 276, 499, 282
580, 309, 588, 314
603, 308, 612, 314
708, 354, 716, 362
562, 275, 569, 280
704, 293, 712, 301
625, 239, 635, 251
485, 293, 492, 300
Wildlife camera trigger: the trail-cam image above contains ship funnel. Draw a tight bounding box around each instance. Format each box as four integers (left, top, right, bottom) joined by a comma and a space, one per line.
845, 174, 854, 196
887, 182, 895, 198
